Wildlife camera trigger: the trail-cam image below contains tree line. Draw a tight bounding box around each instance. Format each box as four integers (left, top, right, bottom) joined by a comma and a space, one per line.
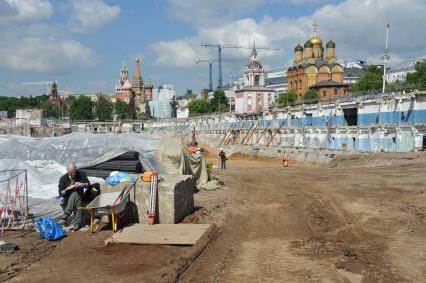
0, 94, 144, 121
351, 60, 426, 93
0, 94, 65, 118
187, 89, 229, 116
63, 95, 147, 121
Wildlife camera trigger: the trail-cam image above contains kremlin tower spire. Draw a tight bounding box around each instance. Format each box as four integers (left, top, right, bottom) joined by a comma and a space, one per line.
121, 59, 128, 80
132, 56, 144, 103
115, 55, 150, 114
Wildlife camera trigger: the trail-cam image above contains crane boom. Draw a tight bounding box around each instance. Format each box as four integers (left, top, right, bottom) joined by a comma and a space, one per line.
21, 81, 53, 85
200, 42, 279, 88
195, 58, 246, 91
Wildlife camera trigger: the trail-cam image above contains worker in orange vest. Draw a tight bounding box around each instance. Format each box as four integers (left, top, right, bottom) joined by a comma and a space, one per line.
282, 156, 289, 167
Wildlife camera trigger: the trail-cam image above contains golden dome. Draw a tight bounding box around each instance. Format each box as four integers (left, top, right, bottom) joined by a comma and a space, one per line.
310, 34, 323, 46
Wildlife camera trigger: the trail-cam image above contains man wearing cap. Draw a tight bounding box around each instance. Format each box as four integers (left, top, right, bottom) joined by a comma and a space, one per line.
58, 162, 90, 231
219, 148, 227, 170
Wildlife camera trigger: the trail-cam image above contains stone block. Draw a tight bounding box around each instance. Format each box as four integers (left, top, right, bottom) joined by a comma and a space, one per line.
101, 174, 195, 224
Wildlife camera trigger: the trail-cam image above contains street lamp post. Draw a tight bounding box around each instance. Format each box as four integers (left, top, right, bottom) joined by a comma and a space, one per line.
382, 23, 390, 94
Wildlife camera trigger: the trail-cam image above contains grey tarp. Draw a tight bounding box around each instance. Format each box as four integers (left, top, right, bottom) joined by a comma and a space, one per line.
0, 132, 166, 199
0, 132, 165, 173
157, 137, 209, 186
0, 132, 165, 221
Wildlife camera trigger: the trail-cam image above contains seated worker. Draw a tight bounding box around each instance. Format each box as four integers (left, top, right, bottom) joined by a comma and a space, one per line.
58, 162, 90, 231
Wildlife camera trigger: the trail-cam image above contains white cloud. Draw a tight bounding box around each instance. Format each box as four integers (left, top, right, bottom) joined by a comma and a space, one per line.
167, 0, 334, 26
68, 0, 120, 33
150, 18, 283, 69
297, 0, 426, 66
0, 0, 103, 76
1, 0, 53, 22
0, 36, 99, 73
154, 0, 426, 71
1, 82, 51, 96
84, 80, 112, 92
167, 0, 261, 25
152, 40, 202, 68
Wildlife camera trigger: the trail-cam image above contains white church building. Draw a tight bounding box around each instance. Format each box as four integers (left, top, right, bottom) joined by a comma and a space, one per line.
234, 45, 275, 114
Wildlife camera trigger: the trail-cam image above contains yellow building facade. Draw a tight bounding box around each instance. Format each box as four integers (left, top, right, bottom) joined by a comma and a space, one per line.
288, 32, 347, 101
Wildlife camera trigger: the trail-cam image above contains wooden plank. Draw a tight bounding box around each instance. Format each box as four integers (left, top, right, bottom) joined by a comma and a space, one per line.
104, 224, 211, 245
240, 123, 254, 144
243, 127, 256, 144
266, 121, 285, 147
219, 124, 235, 146
226, 122, 244, 145
266, 130, 279, 147
255, 121, 272, 144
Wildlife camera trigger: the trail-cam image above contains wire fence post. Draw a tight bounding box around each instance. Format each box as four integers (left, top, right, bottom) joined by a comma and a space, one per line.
0, 169, 29, 233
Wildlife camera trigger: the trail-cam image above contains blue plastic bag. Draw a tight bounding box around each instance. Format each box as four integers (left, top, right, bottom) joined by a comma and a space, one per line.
35, 216, 65, 241
106, 172, 135, 186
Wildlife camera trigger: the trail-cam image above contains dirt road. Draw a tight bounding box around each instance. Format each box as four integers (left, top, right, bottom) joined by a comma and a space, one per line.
2, 153, 425, 282
181, 153, 426, 282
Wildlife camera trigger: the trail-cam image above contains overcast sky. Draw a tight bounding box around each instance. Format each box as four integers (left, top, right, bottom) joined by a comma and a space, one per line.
0, 0, 425, 96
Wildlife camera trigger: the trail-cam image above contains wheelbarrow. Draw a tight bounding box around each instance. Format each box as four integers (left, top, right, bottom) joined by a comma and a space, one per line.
79, 182, 136, 233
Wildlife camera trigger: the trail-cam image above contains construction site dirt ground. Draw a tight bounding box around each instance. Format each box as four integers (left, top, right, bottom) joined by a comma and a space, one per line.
1, 151, 426, 282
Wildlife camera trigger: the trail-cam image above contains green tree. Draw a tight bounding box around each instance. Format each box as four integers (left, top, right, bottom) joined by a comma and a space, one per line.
406, 60, 426, 85
352, 66, 383, 92
276, 91, 297, 107
209, 89, 228, 113
36, 94, 49, 109
303, 90, 319, 104
69, 95, 94, 121
45, 103, 60, 118
95, 95, 113, 121
144, 102, 151, 119
128, 94, 136, 120
188, 99, 211, 116
114, 100, 128, 120
35, 95, 61, 118
0, 94, 65, 118
0, 96, 20, 117
170, 97, 178, 118
386, 83, 397, 92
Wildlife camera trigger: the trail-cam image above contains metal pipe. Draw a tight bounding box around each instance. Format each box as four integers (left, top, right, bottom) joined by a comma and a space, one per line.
209, 60, 213, 91
218, 45, 222, 88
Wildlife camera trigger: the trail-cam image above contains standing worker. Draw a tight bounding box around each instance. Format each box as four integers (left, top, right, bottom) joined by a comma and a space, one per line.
219, 148, 227, 170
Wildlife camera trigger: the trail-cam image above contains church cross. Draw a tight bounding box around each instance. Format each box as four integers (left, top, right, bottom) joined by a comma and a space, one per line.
312, 20, 318, 34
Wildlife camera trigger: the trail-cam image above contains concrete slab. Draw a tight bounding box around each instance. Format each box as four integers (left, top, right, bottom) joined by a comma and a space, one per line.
104, 223, 210, 245
102, 174, 195, 224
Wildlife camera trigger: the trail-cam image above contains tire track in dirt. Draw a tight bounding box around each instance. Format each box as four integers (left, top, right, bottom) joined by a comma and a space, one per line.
179, 161, 424, 282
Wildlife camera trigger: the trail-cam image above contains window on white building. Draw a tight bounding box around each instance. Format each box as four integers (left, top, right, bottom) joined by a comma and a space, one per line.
254, 75, 260, 86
